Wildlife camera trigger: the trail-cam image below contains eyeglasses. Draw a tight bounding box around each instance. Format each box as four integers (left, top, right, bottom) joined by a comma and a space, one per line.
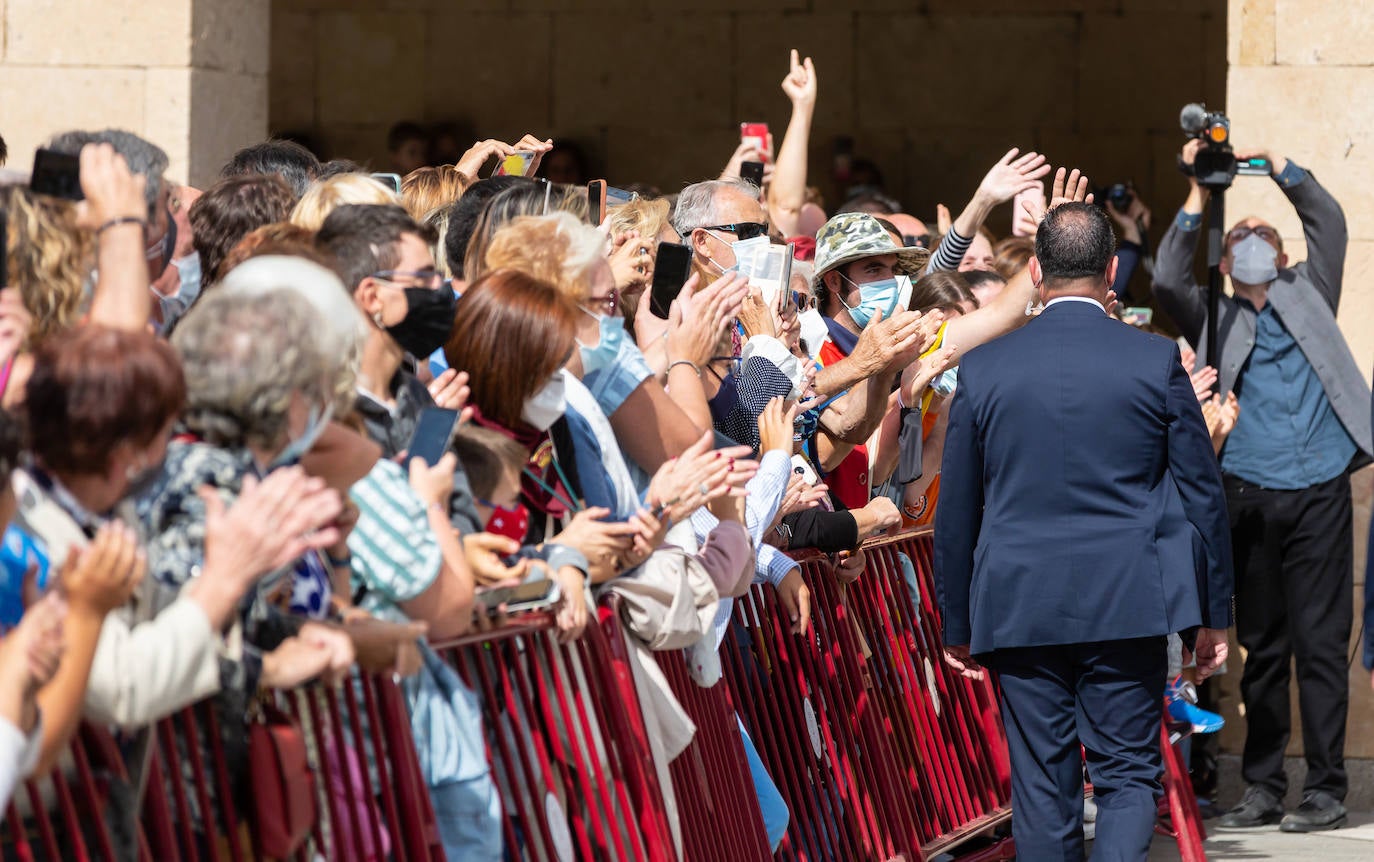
372, 269, 444, 288
1226, 225, 1280, 245
586, 289, 620, 314
792, 290, 815, 311
700, 222, 770, 241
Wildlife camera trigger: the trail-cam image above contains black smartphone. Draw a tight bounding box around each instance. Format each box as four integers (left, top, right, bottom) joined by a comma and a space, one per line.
29, 149, 83, 201
650, 242, 693, 320
406, 407, 460, 467
475, 577, 561, 615
740, 160, 765, 189
370, 172, 402, 194
587, 180, 606, 226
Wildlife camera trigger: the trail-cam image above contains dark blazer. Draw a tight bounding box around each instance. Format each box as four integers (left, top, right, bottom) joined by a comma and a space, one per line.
933, 300, 1234, 655
1152, 171, 1372, 465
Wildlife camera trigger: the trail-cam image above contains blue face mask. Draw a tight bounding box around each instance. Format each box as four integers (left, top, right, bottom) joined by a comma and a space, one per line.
155, 252, 204, 330
839, 274, 901, 330
579, 311, 652, 418
931, 366, 959, 397
272, 402, 334, 469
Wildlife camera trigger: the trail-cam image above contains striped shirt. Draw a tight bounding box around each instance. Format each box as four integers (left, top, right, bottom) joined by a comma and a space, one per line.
347, 459, 442, 620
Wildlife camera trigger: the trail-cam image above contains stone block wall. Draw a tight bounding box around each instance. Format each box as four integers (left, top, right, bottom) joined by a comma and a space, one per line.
270, 0, 1226, 237
1215, 0, 1374, 765
0, 0, 270, 186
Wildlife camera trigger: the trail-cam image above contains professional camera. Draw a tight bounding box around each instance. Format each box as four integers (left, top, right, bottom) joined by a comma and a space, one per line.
1093, 183, 1134, 213
1178, 102, 1270, 191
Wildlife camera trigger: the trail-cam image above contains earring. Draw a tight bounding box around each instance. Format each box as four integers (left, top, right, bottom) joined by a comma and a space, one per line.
372, 311, 384, 327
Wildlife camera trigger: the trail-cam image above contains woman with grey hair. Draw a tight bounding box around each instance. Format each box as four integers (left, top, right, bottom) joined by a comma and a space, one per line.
143, 287, 348, 618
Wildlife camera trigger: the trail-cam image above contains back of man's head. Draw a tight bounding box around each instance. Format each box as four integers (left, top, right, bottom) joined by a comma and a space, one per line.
317, 204, 432, 292
47, 128, 166, 213
221, 139, 321, 199
1034, 203, 1116, 288
442, 175, 525, 277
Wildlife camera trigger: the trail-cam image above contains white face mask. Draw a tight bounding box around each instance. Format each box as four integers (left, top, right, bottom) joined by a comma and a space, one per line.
521, 373, 567, 431
705, 232, 769, 275
1229, 233, 1279, 286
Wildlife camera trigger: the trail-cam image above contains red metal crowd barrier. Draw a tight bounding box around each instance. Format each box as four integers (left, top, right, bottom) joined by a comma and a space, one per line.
2, 671, 440, 862
0, 526, 1211, 862
433, 609, 676, 862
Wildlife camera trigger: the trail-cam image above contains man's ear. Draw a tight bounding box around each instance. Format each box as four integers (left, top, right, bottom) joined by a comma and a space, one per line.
1104, 256, 1119, 291
690, 227, 712, 258
1276, 252, 1289, 270
1218, 254, 1232, 277
1028, 256, 1043, 289
355, 277, 384, 323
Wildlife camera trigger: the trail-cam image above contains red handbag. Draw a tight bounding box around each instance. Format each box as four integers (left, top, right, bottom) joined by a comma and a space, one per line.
249, 702, 318, 858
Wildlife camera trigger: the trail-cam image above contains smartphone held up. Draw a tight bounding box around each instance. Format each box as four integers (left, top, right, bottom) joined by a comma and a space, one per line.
740, 123, 770, 163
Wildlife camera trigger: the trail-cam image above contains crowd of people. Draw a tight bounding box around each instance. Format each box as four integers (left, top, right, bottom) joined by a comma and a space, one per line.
0, 46, 1368, 859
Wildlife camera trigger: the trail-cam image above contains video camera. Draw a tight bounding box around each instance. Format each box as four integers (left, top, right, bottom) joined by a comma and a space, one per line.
1178, 103, 1270, 191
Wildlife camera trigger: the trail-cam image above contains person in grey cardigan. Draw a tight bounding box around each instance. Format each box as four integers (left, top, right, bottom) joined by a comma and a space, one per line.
1153, 139, 1373, 835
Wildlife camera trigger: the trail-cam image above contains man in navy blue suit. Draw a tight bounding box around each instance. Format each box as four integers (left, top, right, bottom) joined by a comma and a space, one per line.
933, 180, 1234, 861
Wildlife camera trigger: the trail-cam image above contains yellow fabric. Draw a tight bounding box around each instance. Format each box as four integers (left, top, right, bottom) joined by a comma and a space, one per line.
917, 322, 949, 415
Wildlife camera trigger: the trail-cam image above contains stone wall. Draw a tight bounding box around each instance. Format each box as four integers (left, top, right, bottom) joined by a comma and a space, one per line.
0, 0, 270, 186
269, 0, 1226, 236
1215, 0, 1374, 768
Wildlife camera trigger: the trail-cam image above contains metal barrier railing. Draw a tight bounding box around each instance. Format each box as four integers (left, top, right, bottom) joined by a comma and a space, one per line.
0, 527, 1210, 861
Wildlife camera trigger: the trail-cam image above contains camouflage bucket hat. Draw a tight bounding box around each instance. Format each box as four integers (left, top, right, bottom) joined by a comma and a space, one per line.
812, 212, 931, 286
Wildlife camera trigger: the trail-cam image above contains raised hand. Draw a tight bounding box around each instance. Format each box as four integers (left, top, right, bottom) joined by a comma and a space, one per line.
608, 229, 653, 292
454, 139, 515, 178
975, 148, 1051, 206
1190, 365, 1219, 402
756, 396, 800, 455
202, 467, 346, 587
781, 49, 817, 110
75, 143, 147, 231
60, 522, 145, 616
1048, 166, 1093, 210
666, 272, 748, 368
427, 370, 473, 420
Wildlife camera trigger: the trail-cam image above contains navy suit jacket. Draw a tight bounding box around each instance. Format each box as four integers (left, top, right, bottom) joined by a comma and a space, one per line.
933, 299, 1234, 655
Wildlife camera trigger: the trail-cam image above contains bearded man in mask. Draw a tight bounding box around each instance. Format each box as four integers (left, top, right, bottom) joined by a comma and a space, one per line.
1154, 141, 1372, 834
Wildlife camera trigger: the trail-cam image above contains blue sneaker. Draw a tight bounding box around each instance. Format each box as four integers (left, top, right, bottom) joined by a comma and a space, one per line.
1166, 677, 1224, 734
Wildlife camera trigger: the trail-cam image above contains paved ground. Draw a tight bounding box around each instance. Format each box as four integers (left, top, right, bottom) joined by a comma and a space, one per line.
1147, 812, 1374, 860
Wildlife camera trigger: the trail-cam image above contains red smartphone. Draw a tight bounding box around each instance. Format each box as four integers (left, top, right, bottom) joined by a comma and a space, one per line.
740, 123, 770, 163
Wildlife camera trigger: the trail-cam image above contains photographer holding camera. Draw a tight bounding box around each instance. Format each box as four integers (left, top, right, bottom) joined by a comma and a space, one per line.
1153, 137, 1372, 834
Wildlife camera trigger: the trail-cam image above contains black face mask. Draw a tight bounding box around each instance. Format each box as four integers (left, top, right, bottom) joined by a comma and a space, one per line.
387, 287, 457, 358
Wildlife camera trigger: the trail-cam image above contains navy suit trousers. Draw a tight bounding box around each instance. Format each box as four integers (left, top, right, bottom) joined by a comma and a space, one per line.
987, 637, 1167, 862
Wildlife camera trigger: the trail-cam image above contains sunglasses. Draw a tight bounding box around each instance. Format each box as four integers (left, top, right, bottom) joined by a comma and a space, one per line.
1226, 225, 1280, 245
701, 222, 770, 241
792, 290, 815, 311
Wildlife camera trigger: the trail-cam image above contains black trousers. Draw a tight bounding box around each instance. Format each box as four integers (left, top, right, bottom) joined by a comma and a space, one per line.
1225, 471, 1353, 801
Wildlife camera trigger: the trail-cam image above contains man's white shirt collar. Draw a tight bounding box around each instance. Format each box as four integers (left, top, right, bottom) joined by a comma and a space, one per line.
1044, 296, 1106, 313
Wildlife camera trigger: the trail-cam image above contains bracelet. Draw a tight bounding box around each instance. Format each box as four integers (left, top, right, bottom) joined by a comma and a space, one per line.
95, 216, 146, 236
667, 359, 701, 376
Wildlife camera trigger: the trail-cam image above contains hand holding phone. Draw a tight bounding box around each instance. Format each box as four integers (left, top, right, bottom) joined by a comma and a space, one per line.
29, 149, 83, 201
740, 123, 770, 163
649, 242, 693, 319
492, 152, 536, 178
407, 408, 460, 467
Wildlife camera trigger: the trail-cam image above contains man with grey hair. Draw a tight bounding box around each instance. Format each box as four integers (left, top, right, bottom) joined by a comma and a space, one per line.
671, 178, 769, 282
